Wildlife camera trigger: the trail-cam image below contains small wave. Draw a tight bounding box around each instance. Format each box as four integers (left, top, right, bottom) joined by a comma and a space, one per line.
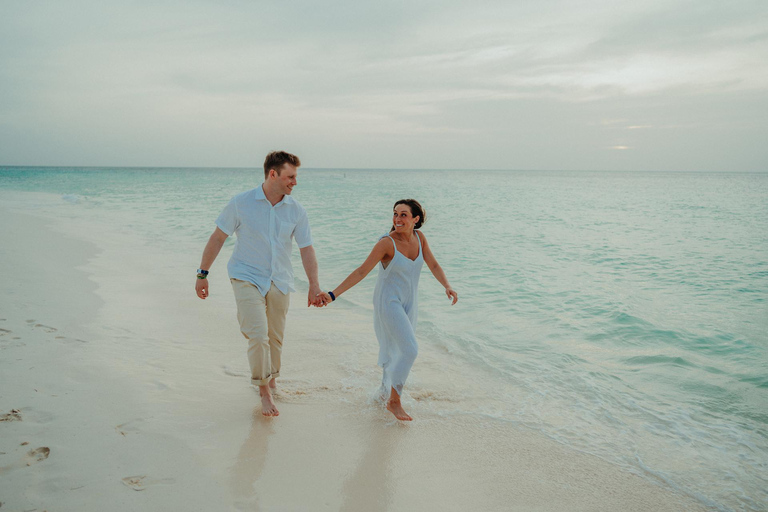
738, 375, 768, 389
61, 194, 80, 204
624, 354, 695, 368
410, 389, 461, 403
276, 384, 335, 402
221, 365, 249, 378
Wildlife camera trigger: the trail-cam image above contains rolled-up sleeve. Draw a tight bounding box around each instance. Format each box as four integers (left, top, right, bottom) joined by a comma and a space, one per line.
294, 209, 313, 248
215, 197, 240, 236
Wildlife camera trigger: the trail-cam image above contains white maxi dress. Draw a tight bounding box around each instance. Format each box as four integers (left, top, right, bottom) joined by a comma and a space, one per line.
373, 232, 423, 396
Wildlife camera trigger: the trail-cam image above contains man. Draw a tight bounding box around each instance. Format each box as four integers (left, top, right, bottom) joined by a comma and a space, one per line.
195, 151, 325, 417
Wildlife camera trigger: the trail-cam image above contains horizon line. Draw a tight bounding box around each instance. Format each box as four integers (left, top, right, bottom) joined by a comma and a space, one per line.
1, 164, 766, 174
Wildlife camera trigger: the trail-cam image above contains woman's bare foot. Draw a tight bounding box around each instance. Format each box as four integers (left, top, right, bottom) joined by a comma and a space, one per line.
386, 400, 412, 421
259, 386, 279, 417
386, 387, 412, 421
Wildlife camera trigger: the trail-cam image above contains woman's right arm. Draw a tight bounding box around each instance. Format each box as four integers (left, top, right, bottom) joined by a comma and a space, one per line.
325, 238, 393, 302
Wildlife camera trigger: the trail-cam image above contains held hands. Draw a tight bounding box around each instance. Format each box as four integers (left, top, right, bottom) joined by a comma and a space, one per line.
316, 292, 333, 306
308, 289, 334, 308
308, 284, 329, 307
445, 287, 458, 305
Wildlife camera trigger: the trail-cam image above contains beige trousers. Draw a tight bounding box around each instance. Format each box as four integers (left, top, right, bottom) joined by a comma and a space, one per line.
231, 279, 290, 386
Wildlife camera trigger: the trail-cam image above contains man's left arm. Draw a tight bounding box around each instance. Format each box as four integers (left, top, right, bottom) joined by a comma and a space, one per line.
299, 245, 325, 307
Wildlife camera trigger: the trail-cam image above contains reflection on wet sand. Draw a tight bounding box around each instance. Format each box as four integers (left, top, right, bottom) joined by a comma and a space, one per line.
340, 421, 402, 512
230, 407, 276, 511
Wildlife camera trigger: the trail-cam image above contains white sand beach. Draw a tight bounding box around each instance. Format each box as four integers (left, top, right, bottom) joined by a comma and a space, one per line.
0, 200, 710, 512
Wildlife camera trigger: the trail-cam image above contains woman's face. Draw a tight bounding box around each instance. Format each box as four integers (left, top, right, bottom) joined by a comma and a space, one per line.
393, 204, 419, 233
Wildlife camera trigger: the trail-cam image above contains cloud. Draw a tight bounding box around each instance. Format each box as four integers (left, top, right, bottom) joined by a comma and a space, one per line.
1, 0, 766, 170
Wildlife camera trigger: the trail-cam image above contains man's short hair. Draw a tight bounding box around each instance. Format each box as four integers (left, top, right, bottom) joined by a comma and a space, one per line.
264, 151, 301, 178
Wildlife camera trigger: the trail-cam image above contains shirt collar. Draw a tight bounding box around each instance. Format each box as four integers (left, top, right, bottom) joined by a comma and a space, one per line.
254, 184, 267, 201
255, 183, 294, 206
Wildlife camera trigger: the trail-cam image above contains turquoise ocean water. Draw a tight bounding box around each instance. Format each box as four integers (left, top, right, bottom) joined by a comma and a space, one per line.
1, 167, 767, 511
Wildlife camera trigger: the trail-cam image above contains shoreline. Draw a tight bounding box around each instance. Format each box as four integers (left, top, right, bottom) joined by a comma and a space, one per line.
0, 199, 710, 511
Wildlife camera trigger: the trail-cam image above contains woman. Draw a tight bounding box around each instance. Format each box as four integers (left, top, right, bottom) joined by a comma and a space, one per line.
320, 199, 458, 421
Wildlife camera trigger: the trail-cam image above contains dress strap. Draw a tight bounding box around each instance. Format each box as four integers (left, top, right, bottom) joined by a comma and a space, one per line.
386, 234, 398, 253
378, 234, 398, 270
380, 233, 398, 254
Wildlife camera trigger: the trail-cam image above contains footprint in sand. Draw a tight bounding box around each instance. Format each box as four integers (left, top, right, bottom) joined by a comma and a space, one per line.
122, 475, 175, 491
115, 419, 145, 437
0, 329, 24, 349
0, 409, 22, 422
0, 446, 50, 475
24, 320, 57, 333
122, 475, 148, 490
55, 335, 88, 344
25, 447, 50, 465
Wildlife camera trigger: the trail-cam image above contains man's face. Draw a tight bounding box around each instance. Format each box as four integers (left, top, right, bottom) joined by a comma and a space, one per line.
272, 164, 298, 195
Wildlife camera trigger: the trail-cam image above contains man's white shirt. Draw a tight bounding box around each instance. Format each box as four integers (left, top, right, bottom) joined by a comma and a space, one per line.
216, 184, 312, 296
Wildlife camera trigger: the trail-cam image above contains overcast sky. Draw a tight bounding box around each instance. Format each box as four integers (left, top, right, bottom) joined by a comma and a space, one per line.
1, 0, 766, 171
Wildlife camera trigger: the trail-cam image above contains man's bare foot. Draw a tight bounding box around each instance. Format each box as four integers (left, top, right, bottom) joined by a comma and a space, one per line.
386, 400, 412, 421
259, 386, 279, 417
269, 377, 277, 390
